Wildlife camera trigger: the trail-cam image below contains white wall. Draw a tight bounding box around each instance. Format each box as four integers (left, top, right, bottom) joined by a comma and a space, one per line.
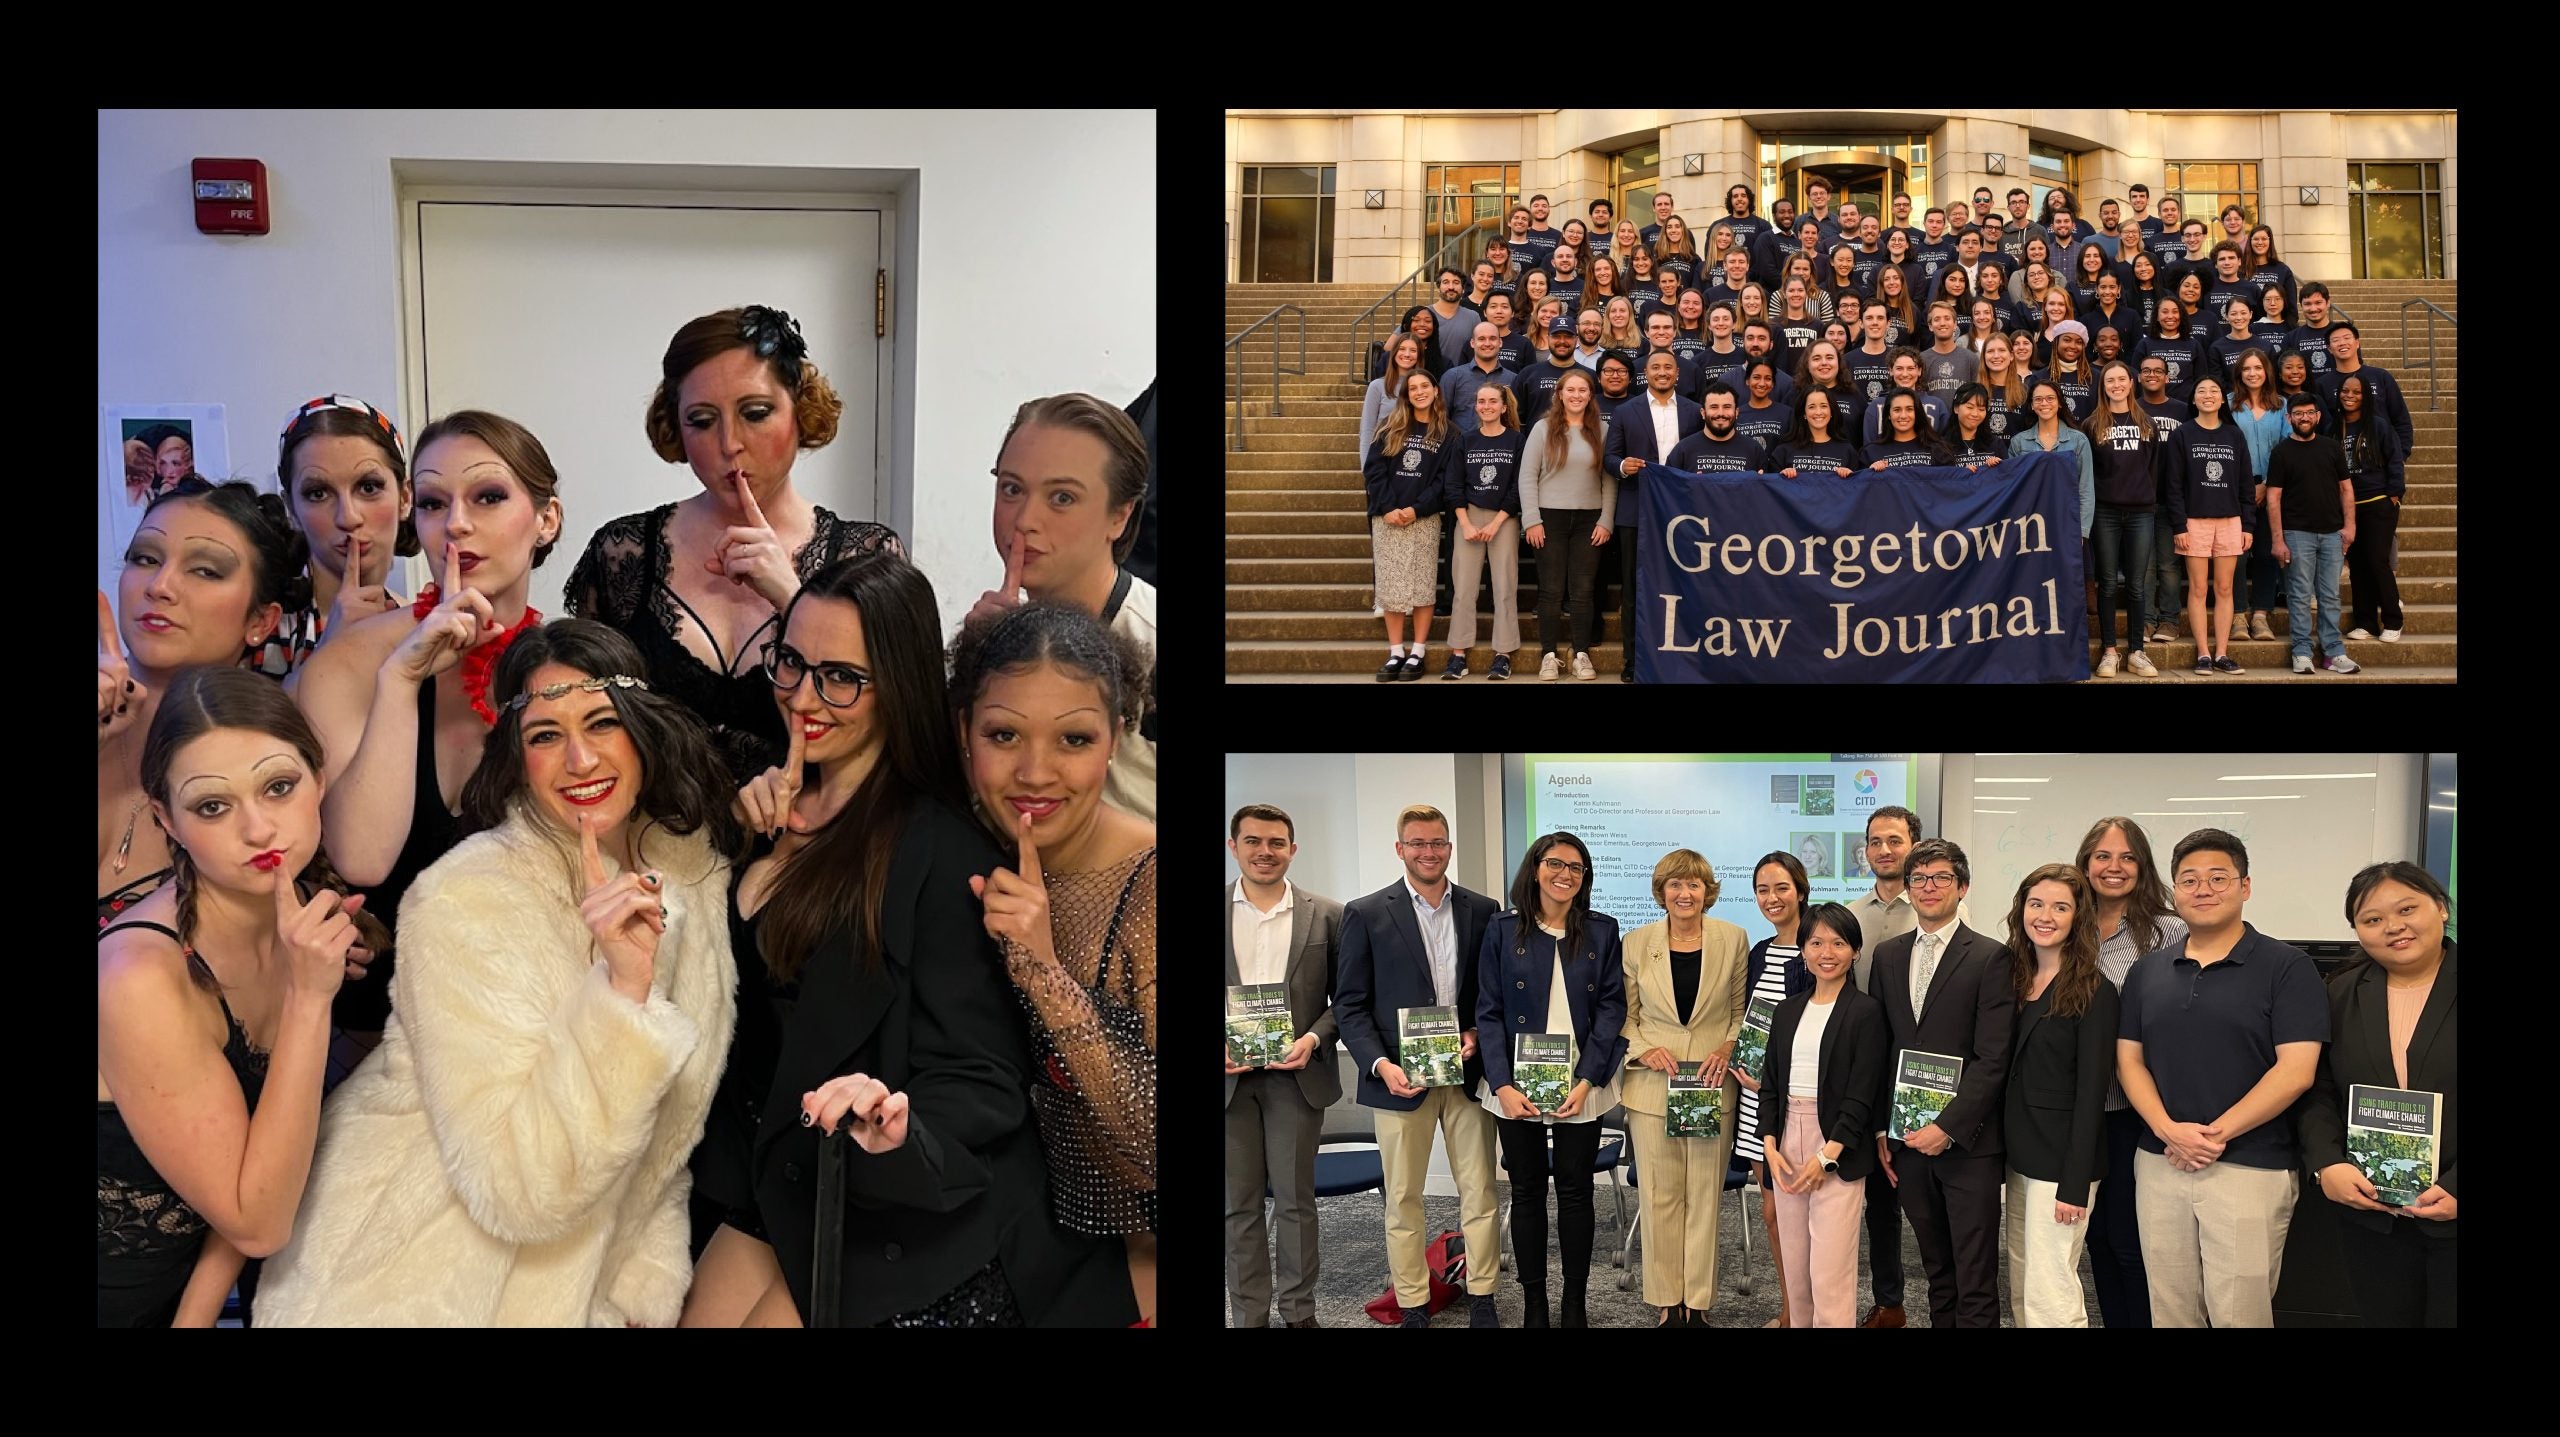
98, 109, 1155, 637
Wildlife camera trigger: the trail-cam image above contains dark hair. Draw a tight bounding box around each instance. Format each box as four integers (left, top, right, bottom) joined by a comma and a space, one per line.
1865, 804, 1921, 843
2004, 863, 2104, 1019
1510, 831, 1596, 966
2129, 182, 2150, 196
754, 553, 962, 981
996, 393, 1152, 565
410, 410, 565, 569
1802, 901, 1864, 955
1752, 849, 1813, 934
2343, 861, 2452, 932
456, 617, 744, 870
2331, 319, 2360, 341
644, 306, 845, 463
950, 599, 1150, 742
1398, 303, 1434, 337
2075, 817, 2177, 952
1437, 266, 1465, 283
1588, 198, 1612, 216
140, 666, 391, 989
1904, 837, 1970, 888
2007, 188, 2028, 201
139, 477, 315, 621
1231, 803, 1295, 844
2300, 280, 2331, 301
279, 400, 419, 558
135, 422, 190, 453
1700, 378, 1737, 405
2171, 827, 2249, 879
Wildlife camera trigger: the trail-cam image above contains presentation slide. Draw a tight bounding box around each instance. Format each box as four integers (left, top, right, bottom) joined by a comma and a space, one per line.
1520, 754, 1920, 942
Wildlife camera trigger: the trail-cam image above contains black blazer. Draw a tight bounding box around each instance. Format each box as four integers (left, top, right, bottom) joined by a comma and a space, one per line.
1336, 877, 1501, 1110
1868, 922, 2015, 1157
1474, 909, 1628, 1092
2300, 944, 2458, 1238
751, 800, 1135, 1327
1758, 986, 1890, 1181
2003, 975, 2122, 1207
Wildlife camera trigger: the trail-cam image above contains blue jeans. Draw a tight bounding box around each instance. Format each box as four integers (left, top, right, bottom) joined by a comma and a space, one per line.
2089, 503, 2153, 651
2284, 529, 2346, 660
2148, 501, 2184, 625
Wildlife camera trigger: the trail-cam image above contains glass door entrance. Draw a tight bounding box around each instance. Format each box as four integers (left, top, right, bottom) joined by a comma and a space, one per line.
1777, 150, 1909, 226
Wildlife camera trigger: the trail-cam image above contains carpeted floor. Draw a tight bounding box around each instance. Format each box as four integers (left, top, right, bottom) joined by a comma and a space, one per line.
1226, 1180, 2109, 1328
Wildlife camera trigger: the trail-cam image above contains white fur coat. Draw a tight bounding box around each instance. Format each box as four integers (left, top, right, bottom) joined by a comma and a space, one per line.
258, 814, 735, 1327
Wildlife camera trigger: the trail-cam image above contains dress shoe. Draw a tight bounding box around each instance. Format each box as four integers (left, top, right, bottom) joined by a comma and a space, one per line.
1400, 1304, 1430, 1328
1860, 1303, 1906, 1328
1470, 1293, 1501, 1328
1560, 1282, 1588, 1328
1519, 1284, 1548, 1328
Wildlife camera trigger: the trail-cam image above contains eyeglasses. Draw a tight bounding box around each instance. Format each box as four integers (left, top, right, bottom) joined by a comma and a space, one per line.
1907, 872, 1960, 890
1400, 839, 1452, 853
760, 641, 870, 709
2175, 872, 2239, 894
1540, 857, 1587, 877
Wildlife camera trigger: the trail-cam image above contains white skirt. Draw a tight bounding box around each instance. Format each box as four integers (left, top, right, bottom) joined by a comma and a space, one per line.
1370, 512, 1443, 611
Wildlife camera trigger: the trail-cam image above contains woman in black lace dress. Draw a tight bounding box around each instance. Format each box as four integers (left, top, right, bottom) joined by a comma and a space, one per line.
953, 603, 1158, 1324
98, 668, 383, 1325
567, 306, 901, 787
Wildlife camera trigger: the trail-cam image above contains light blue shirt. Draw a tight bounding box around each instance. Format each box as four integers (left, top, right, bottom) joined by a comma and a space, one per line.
1405, 876, 1459, 1008
2007, 423, 2096, 540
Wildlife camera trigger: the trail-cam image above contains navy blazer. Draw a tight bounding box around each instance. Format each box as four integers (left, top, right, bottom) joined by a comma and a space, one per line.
1336, 877, 1502, 1111
1474, 909, 1629, 1093
1602, 392, 1703, 525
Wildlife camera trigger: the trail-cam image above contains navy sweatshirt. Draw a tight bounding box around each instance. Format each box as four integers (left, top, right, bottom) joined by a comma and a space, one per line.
1364, 426, 1454, 517
2164, 418, 2254, 528
1664, 430, 1768, 473
2088, 410, 2160, 507
2313, 363, 2415, 459
2134, 333, 2216, 406
1771, 437, 1864, 475
1444, 426, 1529, 515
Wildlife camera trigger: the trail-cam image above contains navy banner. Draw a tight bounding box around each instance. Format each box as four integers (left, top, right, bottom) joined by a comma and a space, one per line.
1634, 452, 2089, 683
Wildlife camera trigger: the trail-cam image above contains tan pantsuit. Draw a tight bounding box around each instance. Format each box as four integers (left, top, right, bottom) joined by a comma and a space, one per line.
1375, 1082, 1502, 1306
1617, 916, 1750, 1310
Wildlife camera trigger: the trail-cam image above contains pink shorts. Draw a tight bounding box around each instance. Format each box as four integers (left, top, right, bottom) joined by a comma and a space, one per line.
2176, 516, 2249, 558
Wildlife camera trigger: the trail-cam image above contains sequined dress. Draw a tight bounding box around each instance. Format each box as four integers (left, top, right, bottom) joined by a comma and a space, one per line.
1005, 847, 1157, 1236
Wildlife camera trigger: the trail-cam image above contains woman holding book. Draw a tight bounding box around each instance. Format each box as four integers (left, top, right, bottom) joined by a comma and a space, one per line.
1999, 864, 2120, 1327
1474, 830, 1626, 1327
1617, 848, 1750, 1327
2300, 862, 2457, 1327
1732, 851, 1815, 1326
1738, 901, 1885, 1328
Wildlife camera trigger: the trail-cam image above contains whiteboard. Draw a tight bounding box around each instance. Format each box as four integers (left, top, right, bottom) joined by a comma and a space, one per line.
1940, 753, 2424, 945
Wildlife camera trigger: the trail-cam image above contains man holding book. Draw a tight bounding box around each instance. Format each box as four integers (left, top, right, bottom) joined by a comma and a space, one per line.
1337, 804, 1505, 1327
1616, 848, 1751, 1326
1225, 804, 1347, 1329
1867, 839, 2015, 1328
2115, 828, 2328, 1328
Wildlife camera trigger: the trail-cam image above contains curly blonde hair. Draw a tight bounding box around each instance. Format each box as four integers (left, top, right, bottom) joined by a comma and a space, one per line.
643, 307, 844, 463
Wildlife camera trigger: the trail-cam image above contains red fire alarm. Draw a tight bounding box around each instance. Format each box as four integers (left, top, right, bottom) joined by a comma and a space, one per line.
193, 158, 269, 235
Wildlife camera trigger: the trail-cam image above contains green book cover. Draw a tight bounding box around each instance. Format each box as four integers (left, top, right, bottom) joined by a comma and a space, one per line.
2346, 1083, 2442, 1208
1889, 1049, 1964, 1140
1732, 996, 1777, 1079
1225, 983, 1292, 1068
1399, 1006, 1465, 1089
1513, 1033, 1573, 1117
1665, 1068, 1723, 1138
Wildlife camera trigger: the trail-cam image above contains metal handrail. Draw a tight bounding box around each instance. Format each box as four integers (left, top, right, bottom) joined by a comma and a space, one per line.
2397, 298, 2459, 412
1226, 304, 1305, 451
1346, 221, 1495, 382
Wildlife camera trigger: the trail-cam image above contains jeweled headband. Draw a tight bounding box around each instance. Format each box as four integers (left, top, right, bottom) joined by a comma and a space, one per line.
500, 673, 650, 715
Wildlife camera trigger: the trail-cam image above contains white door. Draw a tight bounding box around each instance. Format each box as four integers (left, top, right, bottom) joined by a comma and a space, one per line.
404, 194, 889, 621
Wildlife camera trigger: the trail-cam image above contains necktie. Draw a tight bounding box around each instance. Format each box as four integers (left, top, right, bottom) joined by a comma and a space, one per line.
1913, 932, 1940, 1021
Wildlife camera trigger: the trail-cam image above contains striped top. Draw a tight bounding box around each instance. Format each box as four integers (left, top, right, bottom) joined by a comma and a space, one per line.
1735, 936, 1805, 1162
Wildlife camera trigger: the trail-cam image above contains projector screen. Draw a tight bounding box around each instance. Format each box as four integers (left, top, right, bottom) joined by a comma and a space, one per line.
1505, 753, 1935, 944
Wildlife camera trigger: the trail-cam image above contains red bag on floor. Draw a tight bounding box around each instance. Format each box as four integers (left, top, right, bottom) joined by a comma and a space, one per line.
1363, 1230, 1467, 1325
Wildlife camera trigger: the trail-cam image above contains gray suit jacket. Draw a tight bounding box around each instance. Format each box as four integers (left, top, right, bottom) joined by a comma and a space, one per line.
1225, 882, 1346, 1109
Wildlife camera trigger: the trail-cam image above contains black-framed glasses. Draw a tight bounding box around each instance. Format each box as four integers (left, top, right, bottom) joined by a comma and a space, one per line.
1907, 871, 1960, 890
760, 641, 870, 709
1540, 857, 1587, 877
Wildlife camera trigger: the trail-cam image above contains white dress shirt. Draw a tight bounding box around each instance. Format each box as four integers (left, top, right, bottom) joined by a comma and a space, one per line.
1648, 392, 1681, 463
1232, 881, 1295, 989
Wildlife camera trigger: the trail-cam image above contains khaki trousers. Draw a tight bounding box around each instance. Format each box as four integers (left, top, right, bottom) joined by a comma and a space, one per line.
2134, 1148, 2297, 1328
1627, 1108, 1734, 1309
2005, 1170, 2100, 1327
1374, 1084, 1501, 1306
1445, 507, 1522, 655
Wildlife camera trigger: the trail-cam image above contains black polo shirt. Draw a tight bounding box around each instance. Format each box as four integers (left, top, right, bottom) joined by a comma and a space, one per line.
2119, 921, 2329, 1170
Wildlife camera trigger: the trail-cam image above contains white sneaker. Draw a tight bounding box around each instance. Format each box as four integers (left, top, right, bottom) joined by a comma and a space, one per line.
1539, 652, 1561, 682
2345, 628, 2374, 641
2127, 651, 2160, 677
1571, 652, 1597, 681
2095, 650, 2118, 677
2381, 628, 2402, 643
2329, 654, 2361, 674
2292, 653, 2314, 674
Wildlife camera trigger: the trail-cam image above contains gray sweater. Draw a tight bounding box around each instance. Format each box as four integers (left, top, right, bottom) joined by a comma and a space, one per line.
1519, 417, 1617, 531
1359, 377, 1396, 455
